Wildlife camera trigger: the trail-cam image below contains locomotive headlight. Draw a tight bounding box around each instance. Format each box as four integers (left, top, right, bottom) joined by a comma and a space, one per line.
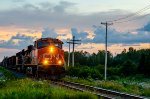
43, 60, 48, 65
49, 46, 54, 53
58, 60, 62, 65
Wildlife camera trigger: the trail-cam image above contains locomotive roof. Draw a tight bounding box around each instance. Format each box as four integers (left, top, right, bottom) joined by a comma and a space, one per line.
36, 38, 63, 44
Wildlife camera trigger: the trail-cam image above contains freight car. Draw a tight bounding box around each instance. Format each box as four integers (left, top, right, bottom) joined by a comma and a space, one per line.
1, 38, 65, 79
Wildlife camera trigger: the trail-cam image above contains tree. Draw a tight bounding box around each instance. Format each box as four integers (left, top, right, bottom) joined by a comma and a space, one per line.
129, 47, 134, 52
138, 51, 150, 76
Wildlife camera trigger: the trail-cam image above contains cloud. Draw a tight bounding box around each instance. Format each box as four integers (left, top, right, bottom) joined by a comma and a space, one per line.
71, 28, 89, 40
42, 26, 150, 45
42, 28, 58, 38
53, 1, 76, 13
0, 1, 139, 30
91, 26, 150, 44
67, 25, 150, 44
0, 33, 35, 49
12, 0, 26, 3
39, 2, 52, 10
23, 4, 39, 10
139, 22, 150, 32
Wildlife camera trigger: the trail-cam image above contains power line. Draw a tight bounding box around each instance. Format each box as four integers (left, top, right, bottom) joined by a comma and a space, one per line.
108, 4, 150, 23
110, 5, 150, 22
115, 13, 150, 24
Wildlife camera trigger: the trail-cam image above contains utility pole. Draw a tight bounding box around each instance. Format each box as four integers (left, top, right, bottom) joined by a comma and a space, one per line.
101, 22, 113, 80
68, 36, 81, 67
72, 36, 75, 67
66, 40, 71, 67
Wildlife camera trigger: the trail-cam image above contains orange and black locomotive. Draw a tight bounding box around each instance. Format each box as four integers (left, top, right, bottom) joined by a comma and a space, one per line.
1, 38, 65, 79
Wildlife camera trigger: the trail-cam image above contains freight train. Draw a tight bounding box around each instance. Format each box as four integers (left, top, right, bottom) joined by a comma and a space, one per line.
1, 38, 65, 79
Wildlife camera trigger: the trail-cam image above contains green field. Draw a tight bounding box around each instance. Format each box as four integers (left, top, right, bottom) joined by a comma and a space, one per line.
0, 67, 97, 99
63, 76, 150, 97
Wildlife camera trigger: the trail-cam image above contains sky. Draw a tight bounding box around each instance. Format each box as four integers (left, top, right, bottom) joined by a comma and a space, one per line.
0, 0, 150, 61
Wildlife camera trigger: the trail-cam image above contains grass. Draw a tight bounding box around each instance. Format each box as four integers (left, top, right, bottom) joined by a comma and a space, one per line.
0, 67, 97, 99
0, 79, 97, 99
62, 76, 150, 97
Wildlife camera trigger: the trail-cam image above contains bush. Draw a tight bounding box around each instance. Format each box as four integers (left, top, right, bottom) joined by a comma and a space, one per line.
78, 67, 90, 78
66, 66, 103, 80
95, 64, 104, 74
90, 69, 103, 80
108, 76, 120, 80
108, 67, 120, 75
66, 67, 80, 77
120, 60, 138, 76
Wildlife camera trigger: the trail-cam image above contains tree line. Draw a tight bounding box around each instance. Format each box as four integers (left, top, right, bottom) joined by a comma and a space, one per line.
64, 47, 150, 80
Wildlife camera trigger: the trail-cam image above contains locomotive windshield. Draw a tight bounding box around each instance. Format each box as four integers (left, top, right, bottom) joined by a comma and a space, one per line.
37, 41, 49, 49
37, 41, 62, 49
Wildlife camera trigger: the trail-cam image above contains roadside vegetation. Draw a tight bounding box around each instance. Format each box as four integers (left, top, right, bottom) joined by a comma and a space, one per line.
0, 67, 97, 99
0, 79, 97, 99
65, 48, 150, 79
64, 48, 150, 97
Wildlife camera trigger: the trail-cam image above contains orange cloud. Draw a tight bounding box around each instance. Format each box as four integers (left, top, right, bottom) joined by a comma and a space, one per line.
0, 26, 42, 41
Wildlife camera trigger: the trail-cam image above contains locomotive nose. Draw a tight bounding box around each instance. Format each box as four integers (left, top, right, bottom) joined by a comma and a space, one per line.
41, 46, 64, 66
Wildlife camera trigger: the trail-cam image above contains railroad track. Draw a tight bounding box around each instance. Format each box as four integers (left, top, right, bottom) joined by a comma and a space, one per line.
51, 80, 147, 99
5, 68, 148, 99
